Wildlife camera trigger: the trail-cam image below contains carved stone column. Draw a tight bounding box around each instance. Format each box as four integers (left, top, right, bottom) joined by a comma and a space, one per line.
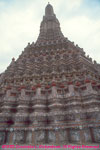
0, 131, 6, 144
9, 131, 14, 144
32, 130, 35, 145
55, 129, 59, 144
79, 127, 85, 143
90, 127, 95, 143
51, 86, 57, 98
68, 84, 75, 96
36, 87, 41, 98
45, 129, 48, 144
67, 128, 71, 143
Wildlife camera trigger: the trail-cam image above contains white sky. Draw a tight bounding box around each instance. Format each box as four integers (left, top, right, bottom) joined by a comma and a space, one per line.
0, 0, 100, 73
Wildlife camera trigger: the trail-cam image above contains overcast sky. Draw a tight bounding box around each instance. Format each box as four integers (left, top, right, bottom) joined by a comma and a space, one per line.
0, 0, 100, 73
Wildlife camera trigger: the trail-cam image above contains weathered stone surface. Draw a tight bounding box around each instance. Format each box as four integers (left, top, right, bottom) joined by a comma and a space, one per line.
0, 3, 100, 145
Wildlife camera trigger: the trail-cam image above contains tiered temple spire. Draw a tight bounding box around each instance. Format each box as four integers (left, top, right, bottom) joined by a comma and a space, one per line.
36, 3, 64, 44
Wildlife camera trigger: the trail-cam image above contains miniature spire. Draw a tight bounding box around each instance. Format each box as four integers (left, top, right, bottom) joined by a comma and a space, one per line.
12, 57, 15, 62
45, 3, 54, 16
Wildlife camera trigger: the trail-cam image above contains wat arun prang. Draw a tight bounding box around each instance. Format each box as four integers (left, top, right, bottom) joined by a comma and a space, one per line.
0, 3, 100, 145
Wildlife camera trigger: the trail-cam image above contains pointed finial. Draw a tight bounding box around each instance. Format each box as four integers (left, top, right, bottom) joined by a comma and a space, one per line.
12, 57, 15, 61
45, 2, 54, 16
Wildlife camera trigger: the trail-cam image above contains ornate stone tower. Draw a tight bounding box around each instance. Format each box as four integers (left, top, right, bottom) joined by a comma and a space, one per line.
0, 3, 100, 145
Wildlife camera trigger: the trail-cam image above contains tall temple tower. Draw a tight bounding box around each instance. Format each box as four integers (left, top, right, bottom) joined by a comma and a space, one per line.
0, 3, 100, 145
